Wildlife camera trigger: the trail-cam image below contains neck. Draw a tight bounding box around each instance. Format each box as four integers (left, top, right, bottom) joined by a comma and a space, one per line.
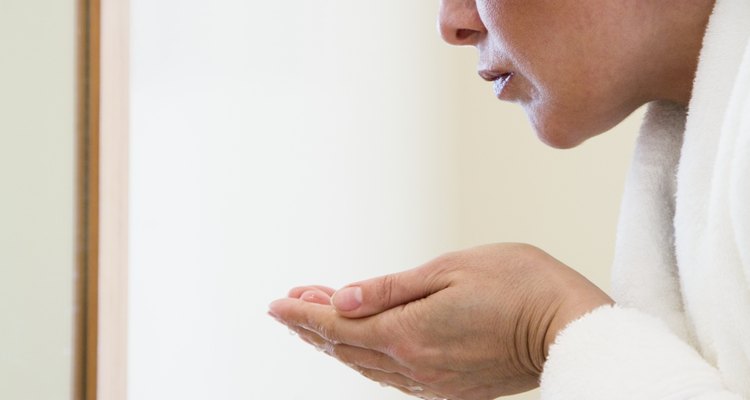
647, 0, 716, 106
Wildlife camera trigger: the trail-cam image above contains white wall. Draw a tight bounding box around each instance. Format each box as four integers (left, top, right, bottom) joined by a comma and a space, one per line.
0, 1, 76, 399
129, 1, 640, 399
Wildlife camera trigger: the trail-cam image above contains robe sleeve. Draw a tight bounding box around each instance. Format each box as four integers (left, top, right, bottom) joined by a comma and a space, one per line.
540, 305, 744, 399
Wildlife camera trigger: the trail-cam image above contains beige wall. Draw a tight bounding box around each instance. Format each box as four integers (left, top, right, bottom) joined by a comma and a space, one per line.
0, 1, 76, 399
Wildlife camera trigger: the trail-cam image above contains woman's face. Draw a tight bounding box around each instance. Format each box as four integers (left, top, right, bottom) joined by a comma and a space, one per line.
439, 0, 705, 148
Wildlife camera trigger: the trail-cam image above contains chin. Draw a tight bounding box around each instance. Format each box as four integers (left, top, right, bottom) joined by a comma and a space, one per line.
536, 132, 584, 149
528, 116, 588, 149
525, 104, 620, 149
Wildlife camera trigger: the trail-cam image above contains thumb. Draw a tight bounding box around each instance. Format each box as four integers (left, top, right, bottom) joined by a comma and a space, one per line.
331, 264, 447, 318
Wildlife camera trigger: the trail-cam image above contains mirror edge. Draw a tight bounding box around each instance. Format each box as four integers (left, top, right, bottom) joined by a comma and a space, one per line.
75, 0, 129, 399
75, 0, 100, 399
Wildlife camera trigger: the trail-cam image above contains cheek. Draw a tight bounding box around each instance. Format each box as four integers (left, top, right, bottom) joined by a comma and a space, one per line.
479, 1, 640, 147
509, 35, 631, 146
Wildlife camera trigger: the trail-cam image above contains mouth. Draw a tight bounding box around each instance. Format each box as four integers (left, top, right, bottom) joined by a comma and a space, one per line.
478, 70, 514, 99
492, 73, 514, 98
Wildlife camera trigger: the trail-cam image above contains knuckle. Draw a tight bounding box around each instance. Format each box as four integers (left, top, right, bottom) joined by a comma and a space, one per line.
306, 315, 340, 344
419, 251, 464, 287
430, 250, 462, 269
375, 274, 395, 308
503, 242, 543, 257
390, 341, 436, 369
389, 341, 416, 362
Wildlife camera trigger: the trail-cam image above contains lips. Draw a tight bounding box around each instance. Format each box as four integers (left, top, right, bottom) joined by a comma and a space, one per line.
478, 70, 514, 99
492, 73, 514, 98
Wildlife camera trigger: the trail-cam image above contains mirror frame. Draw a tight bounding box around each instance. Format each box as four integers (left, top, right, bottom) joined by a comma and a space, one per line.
75, 1, 129, 399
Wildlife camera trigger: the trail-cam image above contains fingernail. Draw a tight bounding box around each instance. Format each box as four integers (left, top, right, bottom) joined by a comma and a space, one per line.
332, 286, 362, 311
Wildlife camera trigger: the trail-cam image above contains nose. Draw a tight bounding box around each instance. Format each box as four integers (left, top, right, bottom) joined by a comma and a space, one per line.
438, 0, 485, 46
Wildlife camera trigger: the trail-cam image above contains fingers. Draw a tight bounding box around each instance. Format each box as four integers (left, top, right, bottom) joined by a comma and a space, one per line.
269, 297, 386, 350
289, 287, 333, 305
288, 285, 336, 299
300, 290, 332, 305
356, 367, 445, 400
270, 294, 449, 399
357, 367, 421, 392
292, 326, 411, 376
331, 262, 450, 319
289, 323, 430, 396
292, 325, 333, 353
288, 286, 334, 305
330, 342, 410, 375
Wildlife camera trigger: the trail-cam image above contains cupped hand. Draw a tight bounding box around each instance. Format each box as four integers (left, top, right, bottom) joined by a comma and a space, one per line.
269, 243, 613, 400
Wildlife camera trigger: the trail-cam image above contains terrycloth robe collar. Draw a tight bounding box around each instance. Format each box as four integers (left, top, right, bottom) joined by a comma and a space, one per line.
611, 0, 750, 392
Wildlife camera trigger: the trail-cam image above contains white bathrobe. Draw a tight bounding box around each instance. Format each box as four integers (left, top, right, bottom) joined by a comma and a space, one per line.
540, 0, 750, 398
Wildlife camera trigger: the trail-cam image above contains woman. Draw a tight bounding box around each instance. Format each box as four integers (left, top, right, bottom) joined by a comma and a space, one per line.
269, 0, 750, 398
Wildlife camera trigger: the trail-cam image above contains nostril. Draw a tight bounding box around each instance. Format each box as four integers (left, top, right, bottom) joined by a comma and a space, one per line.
455, 28, 478, 43
456, 29, 480, 45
